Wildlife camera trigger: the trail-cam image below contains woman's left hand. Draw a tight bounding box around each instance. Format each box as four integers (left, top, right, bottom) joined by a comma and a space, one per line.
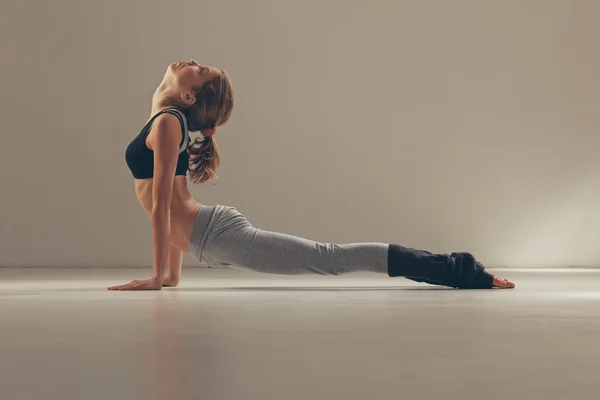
108, 278, 163, 291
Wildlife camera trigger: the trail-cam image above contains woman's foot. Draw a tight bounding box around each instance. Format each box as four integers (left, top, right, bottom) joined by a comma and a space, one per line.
492, 276, 515, 289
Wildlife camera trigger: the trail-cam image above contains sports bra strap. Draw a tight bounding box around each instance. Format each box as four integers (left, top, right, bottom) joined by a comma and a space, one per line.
164, 108, 189, 153
149, 108, 189, 154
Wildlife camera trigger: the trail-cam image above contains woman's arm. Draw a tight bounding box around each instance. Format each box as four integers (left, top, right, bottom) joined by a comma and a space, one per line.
108, 114, 182, 291
148, 114, 182, 285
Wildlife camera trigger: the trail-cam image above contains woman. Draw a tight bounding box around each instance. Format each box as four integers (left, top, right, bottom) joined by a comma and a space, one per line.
109, 60, 515, 291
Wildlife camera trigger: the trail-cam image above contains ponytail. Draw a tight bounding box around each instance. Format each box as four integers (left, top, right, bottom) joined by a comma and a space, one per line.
188, 132, 220, 184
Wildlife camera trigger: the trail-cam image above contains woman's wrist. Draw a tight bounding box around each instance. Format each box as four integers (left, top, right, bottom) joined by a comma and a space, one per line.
151, 275, 165, 286
163, 275, 180, 287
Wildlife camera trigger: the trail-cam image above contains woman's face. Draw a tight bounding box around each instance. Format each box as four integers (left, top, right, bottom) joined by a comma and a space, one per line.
166, 59, 220, 91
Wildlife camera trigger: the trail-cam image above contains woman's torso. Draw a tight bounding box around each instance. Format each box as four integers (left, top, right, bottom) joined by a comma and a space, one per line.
125, 107, 201, 252
133, 177, 201, 252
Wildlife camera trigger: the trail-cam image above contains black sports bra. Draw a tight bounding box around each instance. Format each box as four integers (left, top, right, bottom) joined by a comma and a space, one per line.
125, 108, 190, 179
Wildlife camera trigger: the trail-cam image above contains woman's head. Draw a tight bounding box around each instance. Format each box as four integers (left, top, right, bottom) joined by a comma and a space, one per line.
161, 60, 234, 183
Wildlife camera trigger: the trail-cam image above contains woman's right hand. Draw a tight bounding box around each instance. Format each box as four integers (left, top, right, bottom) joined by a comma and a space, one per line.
162, 276, 180, 287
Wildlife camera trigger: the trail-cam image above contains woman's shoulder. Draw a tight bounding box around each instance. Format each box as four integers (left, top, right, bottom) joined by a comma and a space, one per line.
147, 113, 184, 145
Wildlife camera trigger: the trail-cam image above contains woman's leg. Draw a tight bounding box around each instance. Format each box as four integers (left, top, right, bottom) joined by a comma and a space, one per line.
204, 223, 390, 276
195, 206, 514, 289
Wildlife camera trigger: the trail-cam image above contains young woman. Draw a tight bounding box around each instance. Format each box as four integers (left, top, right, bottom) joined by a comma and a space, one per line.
109, 60, 515, 291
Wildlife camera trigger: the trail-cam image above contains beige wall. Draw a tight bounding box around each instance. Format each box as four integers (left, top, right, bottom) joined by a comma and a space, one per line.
0, 0, 598, 268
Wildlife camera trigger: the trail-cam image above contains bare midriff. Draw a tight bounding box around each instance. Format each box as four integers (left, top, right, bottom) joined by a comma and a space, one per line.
133, 176, 202, 253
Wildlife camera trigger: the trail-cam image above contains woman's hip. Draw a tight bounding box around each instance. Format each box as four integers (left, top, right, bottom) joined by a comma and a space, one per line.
187, 204, 252, 265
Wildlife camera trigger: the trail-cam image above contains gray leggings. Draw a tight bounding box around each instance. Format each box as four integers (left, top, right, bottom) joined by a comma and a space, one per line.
188, 205, 389, 275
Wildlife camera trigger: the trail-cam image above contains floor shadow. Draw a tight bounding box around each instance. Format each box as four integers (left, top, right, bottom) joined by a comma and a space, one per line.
170, 286, 458, 292
4, 286, 504, 294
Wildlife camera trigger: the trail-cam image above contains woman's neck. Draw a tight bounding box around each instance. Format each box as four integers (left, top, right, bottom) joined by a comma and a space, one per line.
151, 85, 181, 115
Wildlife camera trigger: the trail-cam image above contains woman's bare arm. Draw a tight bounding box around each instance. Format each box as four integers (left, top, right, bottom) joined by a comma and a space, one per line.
147, 114, 182, 285
108, 114, 182, 291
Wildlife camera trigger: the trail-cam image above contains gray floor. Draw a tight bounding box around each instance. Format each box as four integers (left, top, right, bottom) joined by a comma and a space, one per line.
1, 267, 599, 400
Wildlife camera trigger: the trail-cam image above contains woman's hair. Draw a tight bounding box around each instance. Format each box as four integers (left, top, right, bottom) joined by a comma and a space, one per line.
186, 70, 234, 184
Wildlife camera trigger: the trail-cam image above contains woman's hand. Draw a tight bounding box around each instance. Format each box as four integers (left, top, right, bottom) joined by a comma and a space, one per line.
108, 278, 163, 291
